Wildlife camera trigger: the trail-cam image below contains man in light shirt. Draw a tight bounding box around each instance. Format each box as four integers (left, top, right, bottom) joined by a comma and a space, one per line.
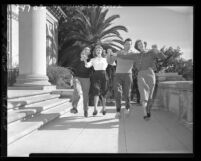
107, 38, 134, 119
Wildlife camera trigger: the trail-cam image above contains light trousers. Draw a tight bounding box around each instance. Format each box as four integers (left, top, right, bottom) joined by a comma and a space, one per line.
137, 68, 156, 103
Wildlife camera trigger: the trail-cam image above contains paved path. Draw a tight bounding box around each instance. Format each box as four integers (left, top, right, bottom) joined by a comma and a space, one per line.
8, 103, 193, 156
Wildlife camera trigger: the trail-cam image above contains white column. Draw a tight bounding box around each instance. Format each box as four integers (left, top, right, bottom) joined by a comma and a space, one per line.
14, 6, 54, 89
8, 5, 19, 69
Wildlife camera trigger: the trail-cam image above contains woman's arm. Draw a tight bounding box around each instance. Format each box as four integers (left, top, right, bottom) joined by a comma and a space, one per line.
149, 48, 167, 60
84, 59, 93, 68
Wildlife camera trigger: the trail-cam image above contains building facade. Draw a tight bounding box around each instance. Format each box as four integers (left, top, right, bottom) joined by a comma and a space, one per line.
7, 5, 67, 87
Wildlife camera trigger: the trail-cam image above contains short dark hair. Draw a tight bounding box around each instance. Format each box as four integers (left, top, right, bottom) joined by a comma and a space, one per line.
134, 39, 143, 51
124, 38, 132, 43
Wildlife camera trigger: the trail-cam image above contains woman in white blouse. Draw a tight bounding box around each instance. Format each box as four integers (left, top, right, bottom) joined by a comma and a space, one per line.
84, 44, 109, 116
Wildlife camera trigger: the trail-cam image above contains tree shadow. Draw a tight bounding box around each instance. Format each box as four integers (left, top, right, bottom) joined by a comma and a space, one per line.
38, 115, 120, 130
10, 106, 59, 124
35, 106, 129, 153
8, 101, 27, 109
46, 22, 58, 66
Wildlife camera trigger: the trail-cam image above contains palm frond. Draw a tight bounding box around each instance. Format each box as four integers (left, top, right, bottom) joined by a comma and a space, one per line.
110, 39, 125, 46
73, 9, 92, 31
95, 8, 109, 30
59, 6, 128, 67
100, 30, 122, 39
101, 34, 123, 41
96, 15, 120, 34
104, 15, 120, 26
101, 41, 123, 50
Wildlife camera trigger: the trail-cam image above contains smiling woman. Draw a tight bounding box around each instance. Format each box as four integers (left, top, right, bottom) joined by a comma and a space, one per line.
84, 44, 109, 116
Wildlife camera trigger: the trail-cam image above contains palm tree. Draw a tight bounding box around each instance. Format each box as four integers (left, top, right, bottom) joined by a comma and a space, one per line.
58, 6, 128, 67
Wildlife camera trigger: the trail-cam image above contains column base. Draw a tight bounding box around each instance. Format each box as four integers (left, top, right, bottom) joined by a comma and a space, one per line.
8, 85, 56, 90
13, 74, 56, 90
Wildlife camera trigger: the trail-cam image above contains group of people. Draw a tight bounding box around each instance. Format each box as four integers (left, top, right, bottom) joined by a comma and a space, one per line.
70, 38, 166, 120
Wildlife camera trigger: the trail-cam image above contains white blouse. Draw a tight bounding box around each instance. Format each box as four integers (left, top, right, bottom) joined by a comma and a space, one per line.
85, 57, 108, 70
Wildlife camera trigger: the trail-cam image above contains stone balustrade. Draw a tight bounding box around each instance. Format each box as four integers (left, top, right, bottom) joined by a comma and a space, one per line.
153, 80, 193, 126
156, 72, 185, 81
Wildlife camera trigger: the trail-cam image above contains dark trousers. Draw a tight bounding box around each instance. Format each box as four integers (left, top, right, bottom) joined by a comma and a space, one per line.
106, 65, 116, 98
131, 78, 140, 103
114, 73, 133, 112
72, 77, 90, 111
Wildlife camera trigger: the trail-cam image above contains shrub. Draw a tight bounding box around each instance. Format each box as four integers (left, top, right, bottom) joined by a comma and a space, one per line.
47, 65, 73, 89
177, 59, 193, 80
8, 68, 19, 86
181, 67, 193, 80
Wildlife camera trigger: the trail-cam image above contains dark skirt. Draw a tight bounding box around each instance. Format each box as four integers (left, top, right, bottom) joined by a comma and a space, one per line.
90, 70, 108, 97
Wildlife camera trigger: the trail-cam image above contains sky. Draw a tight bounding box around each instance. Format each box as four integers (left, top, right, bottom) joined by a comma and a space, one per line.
105, 6, 193, 60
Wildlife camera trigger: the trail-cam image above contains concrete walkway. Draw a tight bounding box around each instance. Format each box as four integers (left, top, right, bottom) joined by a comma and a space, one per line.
7, 103, 193, 156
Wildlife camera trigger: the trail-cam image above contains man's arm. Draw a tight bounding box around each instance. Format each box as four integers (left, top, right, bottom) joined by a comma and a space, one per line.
117, 52, 138, 60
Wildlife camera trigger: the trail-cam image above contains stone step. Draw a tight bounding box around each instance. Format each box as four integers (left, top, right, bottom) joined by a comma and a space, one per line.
8, 94, 61, 110
8, 98, 70, 124
8, 101, 72, 145
7, 90, 53, 99
8, 85, 56, 91
51, 89, 74, 98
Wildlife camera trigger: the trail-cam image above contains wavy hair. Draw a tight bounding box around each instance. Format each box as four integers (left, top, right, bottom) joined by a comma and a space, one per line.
134, 39, 143, 51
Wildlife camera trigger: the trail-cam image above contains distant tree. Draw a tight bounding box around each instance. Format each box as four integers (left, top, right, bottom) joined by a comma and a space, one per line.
178, 59, 193, 80
154, 46, 193, 80
155, 46, 183, 73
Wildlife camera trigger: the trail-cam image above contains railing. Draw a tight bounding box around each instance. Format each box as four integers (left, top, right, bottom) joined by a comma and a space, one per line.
8, 68, 19, 86
153, 80, 193, 130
